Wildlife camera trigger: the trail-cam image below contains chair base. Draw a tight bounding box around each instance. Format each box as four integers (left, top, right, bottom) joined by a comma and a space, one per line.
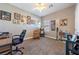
12, 46, 24, 55
71, 49, 79, 55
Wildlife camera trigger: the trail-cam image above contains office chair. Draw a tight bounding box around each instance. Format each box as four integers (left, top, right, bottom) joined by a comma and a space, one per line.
12, 30, 26, 55
66, 35, 79, 55
71, 38, 79, 55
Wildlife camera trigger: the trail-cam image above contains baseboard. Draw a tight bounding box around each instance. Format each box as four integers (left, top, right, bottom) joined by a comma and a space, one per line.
24, 37, 33, 40
24, 36, 56, 40
45, 35, 56, 39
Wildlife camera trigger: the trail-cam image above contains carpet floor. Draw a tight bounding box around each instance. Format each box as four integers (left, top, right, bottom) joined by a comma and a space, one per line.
19, 37, 65, 55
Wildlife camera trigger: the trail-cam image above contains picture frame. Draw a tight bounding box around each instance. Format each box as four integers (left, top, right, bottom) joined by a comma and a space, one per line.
12, 19, 17, 24
13, 13, 22, 24
14, 13, 20, 20
23, 16, 27, 24
13, 13, 34, 24
60, 18, 68, 26
0, 10, 2, 19
20, 15, 24, 22
13, 19, 20, 24
0, 10, 11, 21
51, 20, 56, 31
27, 16, 31, 24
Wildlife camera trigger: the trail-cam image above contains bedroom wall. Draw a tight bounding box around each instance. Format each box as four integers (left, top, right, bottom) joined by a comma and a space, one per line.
41, 5, 75, 39
0, 3, 41, 39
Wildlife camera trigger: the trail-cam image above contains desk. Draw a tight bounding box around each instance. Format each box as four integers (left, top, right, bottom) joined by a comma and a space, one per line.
33, 29, 40, 39
0, 35, 12, 55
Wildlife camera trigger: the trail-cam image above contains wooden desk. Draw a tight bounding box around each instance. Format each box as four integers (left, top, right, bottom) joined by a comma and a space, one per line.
33, 29, 40, 39
0, 36, 12, 55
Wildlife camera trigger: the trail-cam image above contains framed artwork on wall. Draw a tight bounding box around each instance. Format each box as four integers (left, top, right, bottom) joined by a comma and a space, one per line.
30, 19, 35, 24
13, 19, 20, 24
13, 13, 23, 24
13, 12, 35, 24
14, 13, 20, 20
0, 10, 11, 21
60, 18, 68, 26
51, 20, 56, 31
23, 16, 27, 24
17, 20, 20, 24
27, 16, 31, 24
0, 10, 2, 19
12, 19, 17, 24
27, 16, 36, 24
20, 15, 24, 22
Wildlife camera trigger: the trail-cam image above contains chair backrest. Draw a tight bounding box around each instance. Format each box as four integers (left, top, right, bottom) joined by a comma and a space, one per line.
20, 30, 26, 42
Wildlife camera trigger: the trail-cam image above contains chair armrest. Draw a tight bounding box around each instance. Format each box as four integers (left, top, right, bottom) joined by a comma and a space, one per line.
67, 40, 79, 45
12, 35, 20, 39
12, 37, 20, 44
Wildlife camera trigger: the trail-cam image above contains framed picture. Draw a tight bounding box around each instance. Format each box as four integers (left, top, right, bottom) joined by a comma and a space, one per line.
51, 20, 56, 31
13, 19, 20, 24
60, 18, 68, 26
17, 20, 20, 24
23, 16, 27, 24
13, 19, 17, 24
27, 16, 31, 24
0, 10, 2, 19
0, 10, 11, 21
13, 13, 21, 24
14, 13, 20, 20
20, 15, 24, 22
30, 19, 35, 24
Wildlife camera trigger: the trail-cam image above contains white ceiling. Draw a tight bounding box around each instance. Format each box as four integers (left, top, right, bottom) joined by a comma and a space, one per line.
10, 3, 75, 17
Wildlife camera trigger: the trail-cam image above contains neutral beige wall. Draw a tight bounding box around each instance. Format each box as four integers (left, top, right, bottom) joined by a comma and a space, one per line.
0, 3, 41, 39
42, 5, 75, 38
75, 4, 79, 34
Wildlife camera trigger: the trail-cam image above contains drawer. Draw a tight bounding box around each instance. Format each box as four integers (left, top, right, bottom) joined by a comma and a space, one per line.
0, 44, 12, 55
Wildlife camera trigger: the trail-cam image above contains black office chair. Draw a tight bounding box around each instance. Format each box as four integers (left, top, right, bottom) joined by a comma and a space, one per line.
66, 35, 79, 55
12, 30, 26, 55
71, 39, 79, 55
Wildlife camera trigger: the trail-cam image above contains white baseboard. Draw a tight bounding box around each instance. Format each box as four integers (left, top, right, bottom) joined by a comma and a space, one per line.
24, 37, 33, 40
24, 36, 56, 40
45, 35, 56, 39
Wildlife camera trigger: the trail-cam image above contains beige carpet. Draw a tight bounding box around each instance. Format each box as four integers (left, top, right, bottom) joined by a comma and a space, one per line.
19, 37, 65, 55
